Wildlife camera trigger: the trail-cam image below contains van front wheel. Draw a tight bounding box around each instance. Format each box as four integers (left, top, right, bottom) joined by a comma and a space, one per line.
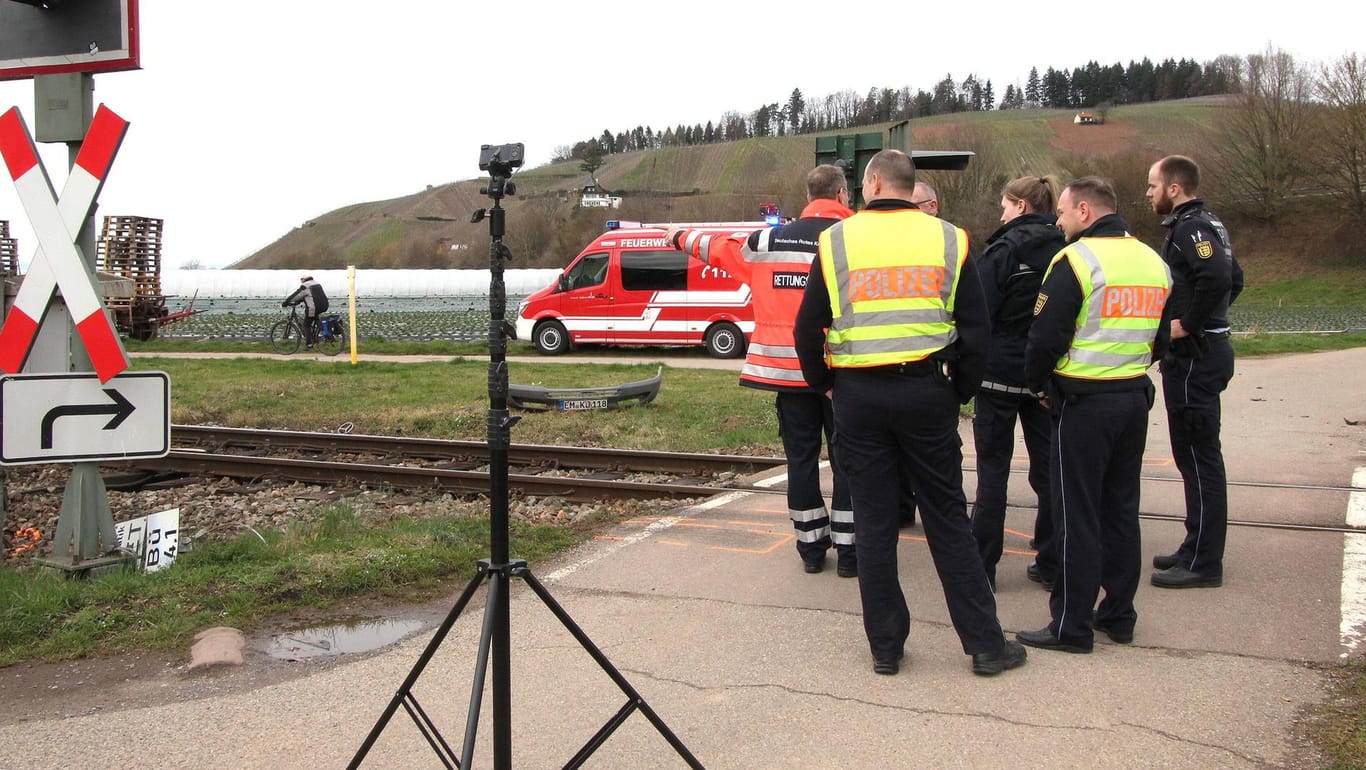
534, 320, 571, 355
704, 322, 745, 359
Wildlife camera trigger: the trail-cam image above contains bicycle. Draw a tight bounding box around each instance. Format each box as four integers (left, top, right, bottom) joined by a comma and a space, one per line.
270, 305, 346, 356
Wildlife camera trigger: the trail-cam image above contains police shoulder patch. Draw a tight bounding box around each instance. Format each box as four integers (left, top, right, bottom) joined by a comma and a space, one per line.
1195, 240, 1214, 259
1034, 293, 1048, 315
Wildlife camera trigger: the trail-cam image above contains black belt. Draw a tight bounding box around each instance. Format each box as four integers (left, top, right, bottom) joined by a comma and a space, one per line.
868, 359, 938, 376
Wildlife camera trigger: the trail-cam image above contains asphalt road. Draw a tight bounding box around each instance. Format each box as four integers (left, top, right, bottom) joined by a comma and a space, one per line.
2, 347, 1363, 768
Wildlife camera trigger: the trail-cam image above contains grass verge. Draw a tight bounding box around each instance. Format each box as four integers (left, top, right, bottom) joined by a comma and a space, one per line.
0, 500, 577, 666
1306, 659, 1366, 768
1232, 331, 1366, 357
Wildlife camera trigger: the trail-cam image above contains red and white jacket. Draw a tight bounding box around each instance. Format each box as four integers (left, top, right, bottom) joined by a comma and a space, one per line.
672, 199, 853, 392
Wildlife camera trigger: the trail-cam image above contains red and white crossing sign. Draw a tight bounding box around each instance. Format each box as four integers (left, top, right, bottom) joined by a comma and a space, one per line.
0, 104, 130, 383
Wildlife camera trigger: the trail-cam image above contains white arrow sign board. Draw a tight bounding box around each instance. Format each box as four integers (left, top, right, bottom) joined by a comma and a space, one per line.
0, 371, 170, 465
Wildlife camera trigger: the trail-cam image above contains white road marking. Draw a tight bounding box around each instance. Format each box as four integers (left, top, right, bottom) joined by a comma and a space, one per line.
1342, 466, 1366, 657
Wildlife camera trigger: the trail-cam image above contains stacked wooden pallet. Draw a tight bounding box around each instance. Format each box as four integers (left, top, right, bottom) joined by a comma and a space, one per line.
0, 219, 17, 275
97, 216, 166, 339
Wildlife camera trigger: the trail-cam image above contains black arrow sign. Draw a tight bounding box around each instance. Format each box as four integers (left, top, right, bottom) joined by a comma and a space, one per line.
40, 388, 135, 449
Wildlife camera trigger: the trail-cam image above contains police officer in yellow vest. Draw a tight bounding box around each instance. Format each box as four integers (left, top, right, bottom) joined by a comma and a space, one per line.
1016, 177, 1174, 654
794, 149, 1027, 678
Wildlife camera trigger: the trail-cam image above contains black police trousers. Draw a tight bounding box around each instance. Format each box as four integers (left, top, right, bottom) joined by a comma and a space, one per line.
970, 389, 1053, 585
775, 391, 853, 561
832, 366, 1004, 661
1048, 387, 1150, 645
1160, 334, 1235, 575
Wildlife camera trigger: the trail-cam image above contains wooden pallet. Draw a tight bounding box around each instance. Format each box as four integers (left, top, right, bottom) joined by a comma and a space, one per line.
97, 215, 166, 339
0, 219, 16, 274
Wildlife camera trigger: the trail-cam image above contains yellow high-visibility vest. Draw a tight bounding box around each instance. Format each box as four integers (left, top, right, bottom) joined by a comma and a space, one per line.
1047, 236, 1172, 379
819, 210, 968, 368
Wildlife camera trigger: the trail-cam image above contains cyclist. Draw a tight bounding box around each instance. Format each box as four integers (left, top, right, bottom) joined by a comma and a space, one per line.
282, 275, 329, 345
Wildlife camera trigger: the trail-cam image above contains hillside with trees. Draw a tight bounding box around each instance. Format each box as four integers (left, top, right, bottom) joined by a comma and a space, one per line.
237, 48, 1364, 297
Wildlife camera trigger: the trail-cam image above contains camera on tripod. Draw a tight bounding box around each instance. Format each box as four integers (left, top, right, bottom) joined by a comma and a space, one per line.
479, 143, 525, 176
477, 142, 523, 202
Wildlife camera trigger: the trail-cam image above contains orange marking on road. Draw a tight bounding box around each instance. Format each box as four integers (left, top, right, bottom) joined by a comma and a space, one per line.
711, 533, 794, 555
1004, 527, 1033, 540
656, 539, 689, 547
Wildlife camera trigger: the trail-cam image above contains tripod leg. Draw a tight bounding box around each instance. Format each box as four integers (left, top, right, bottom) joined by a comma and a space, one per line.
460, 570, 505, 770
518, 569, 705, 769
349, 565, 489, 769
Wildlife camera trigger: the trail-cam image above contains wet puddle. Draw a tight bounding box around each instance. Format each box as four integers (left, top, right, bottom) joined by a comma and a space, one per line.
265, 618, 426, 661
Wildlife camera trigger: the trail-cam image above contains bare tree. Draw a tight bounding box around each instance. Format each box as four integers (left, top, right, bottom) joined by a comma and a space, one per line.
1204, 46, 1313, 224
925, 128, 1007, 238
829, 89, 862, 128
1312, 53, 1366, 223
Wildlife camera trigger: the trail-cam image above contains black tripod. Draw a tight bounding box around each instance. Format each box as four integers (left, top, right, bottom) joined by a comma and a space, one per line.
349, 144, 703, 770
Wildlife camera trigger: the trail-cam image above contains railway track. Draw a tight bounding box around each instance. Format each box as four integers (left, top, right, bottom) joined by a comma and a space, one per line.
114, 425, 787, 504
103, 425, 1358, 533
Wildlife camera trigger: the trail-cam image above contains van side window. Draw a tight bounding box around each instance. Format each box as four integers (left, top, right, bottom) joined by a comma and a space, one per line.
621, 250, 688, 291
566, 252, 610, 290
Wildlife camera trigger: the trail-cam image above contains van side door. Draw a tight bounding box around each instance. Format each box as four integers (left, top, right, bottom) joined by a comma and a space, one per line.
615, 249, 690, 345
557, 251, 612, 344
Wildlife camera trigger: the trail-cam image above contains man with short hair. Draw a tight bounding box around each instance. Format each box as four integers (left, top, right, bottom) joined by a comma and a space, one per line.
1145, 155, 1244, 589
1017, 177, 1173, 654
794, 149, 1026, 678
912, 181, 939, 217
665, 165, 857, 577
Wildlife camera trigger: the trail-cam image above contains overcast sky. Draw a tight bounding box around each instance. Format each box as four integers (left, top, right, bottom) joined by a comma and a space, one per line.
0, 1, 1359, 270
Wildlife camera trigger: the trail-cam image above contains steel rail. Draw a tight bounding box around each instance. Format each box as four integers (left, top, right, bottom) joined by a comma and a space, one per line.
126, 451, 752, 504
170, 424, 786, 476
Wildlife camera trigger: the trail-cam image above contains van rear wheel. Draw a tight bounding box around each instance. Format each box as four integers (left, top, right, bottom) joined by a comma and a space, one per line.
704, 322, 745, 359
534, 320, 571, 355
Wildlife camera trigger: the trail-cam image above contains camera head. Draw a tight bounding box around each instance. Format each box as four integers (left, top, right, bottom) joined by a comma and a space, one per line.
479, 143, 525, 176
478, 142, 524, 201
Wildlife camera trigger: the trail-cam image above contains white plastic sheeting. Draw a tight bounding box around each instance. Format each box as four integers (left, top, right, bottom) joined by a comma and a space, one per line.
158, 269, 563, 298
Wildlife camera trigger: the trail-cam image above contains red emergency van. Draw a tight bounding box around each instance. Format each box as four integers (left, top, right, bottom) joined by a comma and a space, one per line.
515, 221, 762, 358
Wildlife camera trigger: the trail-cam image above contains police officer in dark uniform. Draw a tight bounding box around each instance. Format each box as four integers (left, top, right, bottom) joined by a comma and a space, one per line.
1145, 155, 1244, 589
970, 175, 1066, 591
794, 149, 1026, 678
1016, 177, 1173, 653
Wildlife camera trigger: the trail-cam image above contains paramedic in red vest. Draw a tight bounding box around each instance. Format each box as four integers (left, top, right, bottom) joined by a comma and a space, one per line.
793, 149, 1026, 677
283, 275, 329, 345
1016, 177, 1173, 654
664, 164, 857, 577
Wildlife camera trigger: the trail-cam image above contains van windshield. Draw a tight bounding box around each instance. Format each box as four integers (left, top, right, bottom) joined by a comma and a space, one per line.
565, 252, 609, 290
